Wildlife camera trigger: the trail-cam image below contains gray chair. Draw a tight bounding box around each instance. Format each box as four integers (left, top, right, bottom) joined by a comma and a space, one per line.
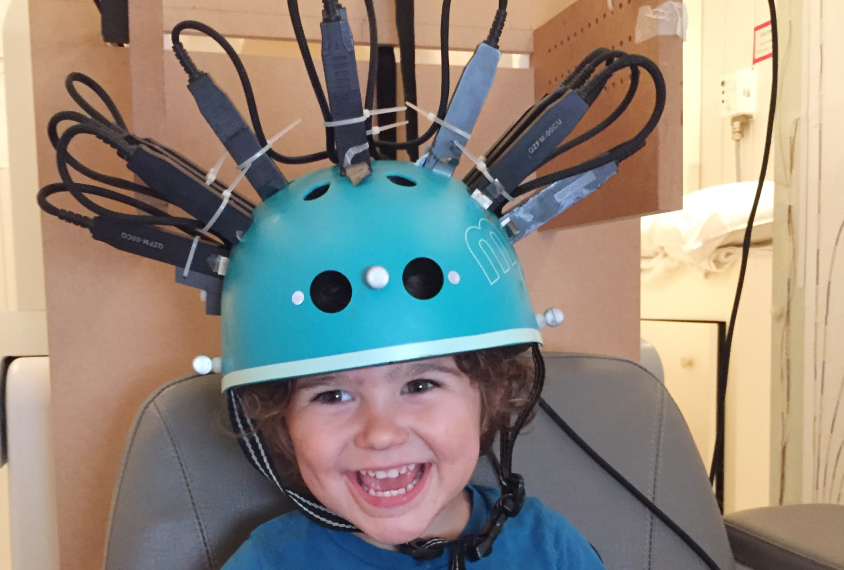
103, 353, 737, 570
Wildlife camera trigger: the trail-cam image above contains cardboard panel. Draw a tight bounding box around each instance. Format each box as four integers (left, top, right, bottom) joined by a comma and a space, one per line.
163, 0, 534, 54
29, 2, 220, 570
532, 0, 683, 229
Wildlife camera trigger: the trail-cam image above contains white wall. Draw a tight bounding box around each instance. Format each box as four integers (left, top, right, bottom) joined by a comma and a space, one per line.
692, 0, 775, 192
771, 0, 844, 506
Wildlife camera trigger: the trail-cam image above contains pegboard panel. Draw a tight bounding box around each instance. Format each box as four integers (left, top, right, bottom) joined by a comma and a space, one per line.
532, 0, 682, 230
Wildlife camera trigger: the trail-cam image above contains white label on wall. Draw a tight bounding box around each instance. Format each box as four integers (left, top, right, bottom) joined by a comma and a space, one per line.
754, 21, 773, 64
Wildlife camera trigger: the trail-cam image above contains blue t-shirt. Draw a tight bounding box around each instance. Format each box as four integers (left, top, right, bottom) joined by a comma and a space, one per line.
222, 485, 606, 569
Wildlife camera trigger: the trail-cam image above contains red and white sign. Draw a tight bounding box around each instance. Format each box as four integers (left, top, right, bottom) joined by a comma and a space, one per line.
754, 21, 773, 64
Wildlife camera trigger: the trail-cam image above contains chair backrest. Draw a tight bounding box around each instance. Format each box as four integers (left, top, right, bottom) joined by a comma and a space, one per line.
105, 353, 734, 570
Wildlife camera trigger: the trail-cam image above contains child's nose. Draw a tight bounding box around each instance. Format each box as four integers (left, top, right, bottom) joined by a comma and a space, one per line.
354, 407, 409, 450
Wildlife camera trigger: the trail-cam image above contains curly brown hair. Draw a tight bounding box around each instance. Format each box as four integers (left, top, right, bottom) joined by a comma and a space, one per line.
237, 345, 537, 488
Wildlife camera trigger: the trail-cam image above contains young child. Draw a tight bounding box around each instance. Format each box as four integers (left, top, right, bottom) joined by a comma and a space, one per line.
217, 162, 607, 569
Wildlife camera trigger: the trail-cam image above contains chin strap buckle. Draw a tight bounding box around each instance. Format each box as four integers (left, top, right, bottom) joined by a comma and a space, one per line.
467, 474, 526, 561
402, 538, 448, 561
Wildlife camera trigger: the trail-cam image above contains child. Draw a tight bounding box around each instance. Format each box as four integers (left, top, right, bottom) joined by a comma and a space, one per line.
217, 162, 607, 569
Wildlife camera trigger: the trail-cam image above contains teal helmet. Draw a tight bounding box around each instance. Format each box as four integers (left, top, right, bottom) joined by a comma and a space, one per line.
221, 160, 542, 391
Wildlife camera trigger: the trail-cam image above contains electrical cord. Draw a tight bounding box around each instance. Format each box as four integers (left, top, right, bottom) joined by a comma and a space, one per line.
510, 54, 666, 198
285, 0, 338, 163
43, 72, 255, 251
540, 66, 640, 168
361, 0, 381, 159
65, 72, 127, 130
710, 0, 779, 488
538, 398, 724, 570
170, 21, 331, 165
372, 0, 452, 152
463, 48, 626, 194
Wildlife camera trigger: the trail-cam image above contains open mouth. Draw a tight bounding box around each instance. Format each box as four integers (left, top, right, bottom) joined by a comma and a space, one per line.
354, 463, 426, 499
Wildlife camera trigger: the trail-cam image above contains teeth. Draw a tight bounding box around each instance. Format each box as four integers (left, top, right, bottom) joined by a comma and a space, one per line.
364, 465, 415, 480
358, 464, 425, 497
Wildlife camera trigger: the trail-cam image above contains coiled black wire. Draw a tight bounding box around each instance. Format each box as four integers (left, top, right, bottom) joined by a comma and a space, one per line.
41, 72, 252, 248
170, 20, 332, 165
372, 0, 453, 152
510, 54, 666, 198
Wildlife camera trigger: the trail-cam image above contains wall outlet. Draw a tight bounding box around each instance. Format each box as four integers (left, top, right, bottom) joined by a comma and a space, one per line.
720, 69, 757, 119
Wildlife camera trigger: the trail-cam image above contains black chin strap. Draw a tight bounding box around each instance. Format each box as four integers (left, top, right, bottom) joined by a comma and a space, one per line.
228, 344, 546, 569
399, 344, 545, 569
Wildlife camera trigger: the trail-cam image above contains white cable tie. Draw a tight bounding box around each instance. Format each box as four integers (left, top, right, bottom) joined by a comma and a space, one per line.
343, 142, 370, 168
324, 106, 407, 128
205, 153, 227, 186
183, 165, 250, 278
238, 119, 301, 172
405, 101, 472, 141
367, 120, 409, 136
183, 237, 201, 278
370, 106, 407, 116
453, 141, 513, 201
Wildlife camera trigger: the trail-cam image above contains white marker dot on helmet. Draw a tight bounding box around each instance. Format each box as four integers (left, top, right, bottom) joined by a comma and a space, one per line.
365, 266, 389, 289
448, 270, 461, 285
292, 291, 305, 305
193, 355, 214, 375
544, 307, 564, 327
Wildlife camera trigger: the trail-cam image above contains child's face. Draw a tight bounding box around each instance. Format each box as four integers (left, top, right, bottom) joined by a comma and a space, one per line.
286, 356, 482, 545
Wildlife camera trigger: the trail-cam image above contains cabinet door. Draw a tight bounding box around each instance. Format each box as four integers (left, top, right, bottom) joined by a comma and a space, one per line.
641, 320, 721, 468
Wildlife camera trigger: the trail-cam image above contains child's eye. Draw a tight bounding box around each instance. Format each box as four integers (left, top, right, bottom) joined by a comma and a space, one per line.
403, 379, 439, 394
313, 390, 352, 404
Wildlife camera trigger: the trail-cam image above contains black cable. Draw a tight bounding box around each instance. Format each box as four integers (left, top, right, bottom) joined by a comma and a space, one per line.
564, 48, 618, 90
511, 55, 665, 197
393, 0, 419, 159
49, 109, 254, 216
48, 112, 157, 197
538, 399, 724, 570
375, 45, 398, 159
484, 0, 507, 49
284, 0, 338, 163
362, 0, 378, 114
65, 72, 127, 130
541, 66, 640, 168
170, 21, 331, 165
711, 0, 778, 484
54, 125, 219, 234
361, 0, 385, 159
373, 0, 451, 152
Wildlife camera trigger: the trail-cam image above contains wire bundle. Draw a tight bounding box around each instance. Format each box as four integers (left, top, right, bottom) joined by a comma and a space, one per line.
462, 47, 666, 215
170, 0, 511, 165
39, 72, 254, 251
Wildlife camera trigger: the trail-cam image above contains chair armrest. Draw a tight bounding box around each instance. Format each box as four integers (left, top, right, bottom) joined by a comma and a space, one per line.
724, 504, 844, 570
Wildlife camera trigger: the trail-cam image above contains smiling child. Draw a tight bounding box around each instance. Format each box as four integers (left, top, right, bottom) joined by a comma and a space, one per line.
215, 161, 606, 570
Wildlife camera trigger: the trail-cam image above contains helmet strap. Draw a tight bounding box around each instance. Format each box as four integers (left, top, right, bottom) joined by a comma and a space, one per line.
400, 344, 545, 568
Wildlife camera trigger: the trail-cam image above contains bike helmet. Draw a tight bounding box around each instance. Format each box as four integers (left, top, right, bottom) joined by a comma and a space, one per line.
221, 159, 541, 390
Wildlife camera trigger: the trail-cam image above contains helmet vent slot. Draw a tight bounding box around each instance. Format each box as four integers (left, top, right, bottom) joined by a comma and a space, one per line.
402, 258, 444, 300
387, 175, 417, 187
304, 183, 331, 201
310, 271, 352, 313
